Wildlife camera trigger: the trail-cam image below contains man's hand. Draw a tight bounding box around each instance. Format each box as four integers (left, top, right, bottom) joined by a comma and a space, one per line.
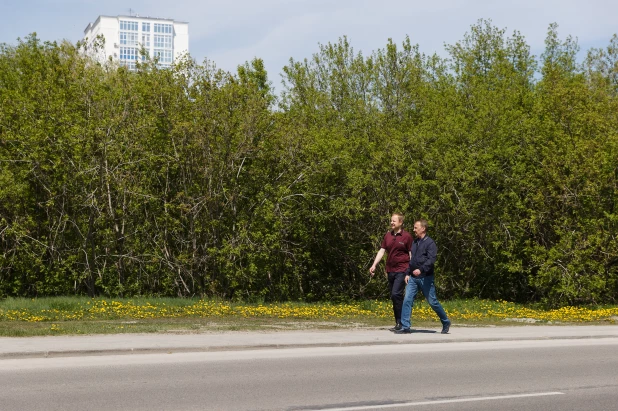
405, 275, 410, 284
412, 269, 421, 277
369, 265, 376, 277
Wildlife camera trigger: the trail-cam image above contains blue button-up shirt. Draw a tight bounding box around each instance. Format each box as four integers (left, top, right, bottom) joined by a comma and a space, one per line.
407, 235, 437, 277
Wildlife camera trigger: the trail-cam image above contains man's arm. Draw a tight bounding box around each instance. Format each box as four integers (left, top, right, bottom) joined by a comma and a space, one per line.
369, 248, 386, 277
405, 240, 414, 281
405, 249, 413, 282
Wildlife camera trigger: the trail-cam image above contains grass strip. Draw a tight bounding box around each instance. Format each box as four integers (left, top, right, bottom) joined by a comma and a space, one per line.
0, 297, 616, 337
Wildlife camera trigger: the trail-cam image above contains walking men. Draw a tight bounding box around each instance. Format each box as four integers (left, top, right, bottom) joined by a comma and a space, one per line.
370, 213, 413, 331
396, 219, 451, 334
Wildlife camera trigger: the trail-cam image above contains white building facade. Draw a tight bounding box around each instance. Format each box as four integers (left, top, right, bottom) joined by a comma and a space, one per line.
83, 15, 189, 69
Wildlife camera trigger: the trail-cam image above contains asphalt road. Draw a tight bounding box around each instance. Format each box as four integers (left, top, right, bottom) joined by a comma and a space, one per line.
1, 338, 617, 411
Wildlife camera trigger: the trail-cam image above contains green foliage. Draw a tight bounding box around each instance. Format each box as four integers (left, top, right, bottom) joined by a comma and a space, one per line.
1, 23, 617, 306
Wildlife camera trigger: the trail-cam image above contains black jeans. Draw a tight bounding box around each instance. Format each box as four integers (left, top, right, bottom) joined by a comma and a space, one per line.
387, 271, 406, 324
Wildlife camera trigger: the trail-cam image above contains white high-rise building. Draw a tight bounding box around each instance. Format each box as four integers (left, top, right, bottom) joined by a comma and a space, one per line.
83, 15, 189, 70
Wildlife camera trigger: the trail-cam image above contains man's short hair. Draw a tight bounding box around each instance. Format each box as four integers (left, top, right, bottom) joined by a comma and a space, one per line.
416, 219, 429, 230
392, 213, 404, 223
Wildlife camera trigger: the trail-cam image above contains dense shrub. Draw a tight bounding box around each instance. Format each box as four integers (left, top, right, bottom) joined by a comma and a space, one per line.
1, 22, 617, 306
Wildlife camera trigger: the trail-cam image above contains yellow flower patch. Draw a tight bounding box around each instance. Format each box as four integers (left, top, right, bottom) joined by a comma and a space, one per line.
0, 299, 617, 323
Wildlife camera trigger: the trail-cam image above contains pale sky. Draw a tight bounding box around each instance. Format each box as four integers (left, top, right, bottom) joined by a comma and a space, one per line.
1, 1, 617, 89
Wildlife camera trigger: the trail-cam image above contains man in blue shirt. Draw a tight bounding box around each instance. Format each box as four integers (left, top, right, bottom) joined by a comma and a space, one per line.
395, 219, 451, 334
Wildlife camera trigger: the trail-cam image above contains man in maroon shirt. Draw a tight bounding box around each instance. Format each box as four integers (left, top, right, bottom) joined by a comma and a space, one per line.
370, 213, 413, 331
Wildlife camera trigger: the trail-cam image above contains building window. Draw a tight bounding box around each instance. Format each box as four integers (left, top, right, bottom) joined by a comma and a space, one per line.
120, 32, 138, 46
154, 23, 173, 34
119, 47, 138, 61
142, 22, 150, 32
154, 35, 172, 48
119, 20, 138, 31
154, 49, 173, 63
121, 61, 137, 70
141, 34, 151, 47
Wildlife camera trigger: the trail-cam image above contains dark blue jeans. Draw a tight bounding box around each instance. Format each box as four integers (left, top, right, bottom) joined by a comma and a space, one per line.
401, 275, 449, 329
388, 272, 406, 324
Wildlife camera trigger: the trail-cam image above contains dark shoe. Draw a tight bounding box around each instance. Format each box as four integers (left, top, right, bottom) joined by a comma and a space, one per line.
389, 323, 402, 331
394, 328, 412, 334
441, 320, 451, 334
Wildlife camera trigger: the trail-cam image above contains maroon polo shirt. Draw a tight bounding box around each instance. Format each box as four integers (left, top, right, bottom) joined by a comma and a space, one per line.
380, 229, 413, 273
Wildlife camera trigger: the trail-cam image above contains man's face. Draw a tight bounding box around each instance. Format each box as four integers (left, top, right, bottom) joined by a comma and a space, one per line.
390, 216, 403, 231
413, 222, 426, 238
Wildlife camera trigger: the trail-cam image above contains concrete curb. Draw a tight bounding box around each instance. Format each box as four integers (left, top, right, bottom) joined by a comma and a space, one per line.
4, 335, 618, 360
2, 325, 618, 359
